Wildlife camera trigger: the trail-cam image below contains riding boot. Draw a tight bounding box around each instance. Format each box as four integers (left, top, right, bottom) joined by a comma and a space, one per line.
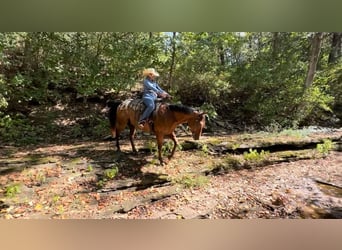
138, 120, 146, 129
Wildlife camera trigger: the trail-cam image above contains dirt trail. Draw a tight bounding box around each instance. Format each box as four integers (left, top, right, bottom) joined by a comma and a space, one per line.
0, 129, 341, 219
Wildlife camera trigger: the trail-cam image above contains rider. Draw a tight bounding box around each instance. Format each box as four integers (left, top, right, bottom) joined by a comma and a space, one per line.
138, 68, 171, 129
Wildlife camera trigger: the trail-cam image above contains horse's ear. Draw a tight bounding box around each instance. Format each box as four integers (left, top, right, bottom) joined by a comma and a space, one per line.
198, 112, 207, 120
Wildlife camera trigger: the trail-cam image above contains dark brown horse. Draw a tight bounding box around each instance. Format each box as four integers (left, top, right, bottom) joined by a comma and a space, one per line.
108, 99, 206, 165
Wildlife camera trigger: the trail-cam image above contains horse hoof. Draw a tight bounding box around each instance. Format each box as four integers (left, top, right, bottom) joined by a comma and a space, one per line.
103, 135, 114, 141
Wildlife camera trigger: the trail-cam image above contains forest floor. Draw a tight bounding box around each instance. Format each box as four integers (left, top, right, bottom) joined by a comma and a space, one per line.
0, 103, 341, 219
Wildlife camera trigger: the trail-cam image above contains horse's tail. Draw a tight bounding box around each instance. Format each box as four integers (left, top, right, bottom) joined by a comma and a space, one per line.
107, 100, 122, 138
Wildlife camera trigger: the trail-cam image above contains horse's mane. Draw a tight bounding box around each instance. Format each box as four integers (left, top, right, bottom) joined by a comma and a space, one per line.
168, 104, 194, 114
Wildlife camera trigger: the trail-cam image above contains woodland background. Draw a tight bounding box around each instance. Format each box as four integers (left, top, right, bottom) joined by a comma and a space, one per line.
0, 32, 341, 144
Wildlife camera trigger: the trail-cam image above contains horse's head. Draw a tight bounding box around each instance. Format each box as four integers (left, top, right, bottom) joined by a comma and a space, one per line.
187, 111, 206, 140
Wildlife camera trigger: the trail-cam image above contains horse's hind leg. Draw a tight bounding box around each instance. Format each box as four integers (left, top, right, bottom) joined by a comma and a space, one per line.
156, 134, 165, 165
115, 118, 129, 152
115, 129, 121, 151
128, 123, 138, 153
115, 125, 126, 152
168, 132, 178, 159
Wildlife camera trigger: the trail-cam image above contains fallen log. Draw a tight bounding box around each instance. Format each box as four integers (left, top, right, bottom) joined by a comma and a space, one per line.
180, 133, 341, 155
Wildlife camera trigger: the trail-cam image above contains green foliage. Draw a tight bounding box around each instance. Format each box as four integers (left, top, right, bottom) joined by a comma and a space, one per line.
0, 75, 8, 109
104, 166, 119, 180
52, 195, 61, 203
226, 33, 306, 126
86, 165, 94, 172
0, 32, 340, 139
0, 115, 42, 145
150, 140, 182, 158
70, 124, 83, 137
224, 155, 242, 168
294, 86, 334, 125
161, 140, 174, 154
325, 63, 342, 99
279, 128, 311, 138
96, 180, 105, 189
212, 155, 243, 172
231, 143, 240, 150
97, 165, 119, 188
92, 118, 110, 138
243, 149, 269, 162
200, 103, 218, 120
316, 139, 333, 156
144, 140, 157, 153
174, 174, 209, 189
5, 183, 21, 198
264, 121, 283, 133
200, 144, 210, 155
0, 32, 166, 107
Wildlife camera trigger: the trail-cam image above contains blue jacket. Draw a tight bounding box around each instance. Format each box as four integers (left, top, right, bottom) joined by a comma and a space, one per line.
142, 78, 168, 100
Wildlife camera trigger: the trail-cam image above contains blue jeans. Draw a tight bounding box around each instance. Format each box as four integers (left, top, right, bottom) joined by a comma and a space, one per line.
139, 97, 155, 122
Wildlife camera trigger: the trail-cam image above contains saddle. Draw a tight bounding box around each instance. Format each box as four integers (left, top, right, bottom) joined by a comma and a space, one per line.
140, 98, 167, 132
146, 100, 164, 131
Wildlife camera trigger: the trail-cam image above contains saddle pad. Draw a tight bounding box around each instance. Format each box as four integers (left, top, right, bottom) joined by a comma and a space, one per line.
120, 99, 163, 117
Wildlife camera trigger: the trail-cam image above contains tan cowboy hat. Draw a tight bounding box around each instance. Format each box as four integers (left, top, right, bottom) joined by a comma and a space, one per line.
143, 68, 160, 77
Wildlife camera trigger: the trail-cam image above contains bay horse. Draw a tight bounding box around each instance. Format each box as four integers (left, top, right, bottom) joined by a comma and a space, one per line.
108, 99, 206, 165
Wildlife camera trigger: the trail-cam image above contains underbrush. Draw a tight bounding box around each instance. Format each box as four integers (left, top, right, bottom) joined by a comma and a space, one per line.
173, 174, 209, 189
0, 115, 49, 145
0, 104, 108, 146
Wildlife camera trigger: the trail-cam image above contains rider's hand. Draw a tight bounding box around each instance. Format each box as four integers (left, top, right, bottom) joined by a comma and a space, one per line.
160, 93, 168, 98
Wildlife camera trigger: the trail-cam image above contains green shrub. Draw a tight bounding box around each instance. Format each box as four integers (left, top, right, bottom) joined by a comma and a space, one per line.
144, 140, 157, 153
174, 174, 209, 189
52, 195, 61, 203
316, 139, 333, 156
200, 103, 218, 120
86, 165, 94, 172
224, 155, 243, 169
243, 148, 269, 162
279, 128, 311, 138
210, 155, 243, 173
5, 183, 21, 198
162, 140, 174, 154
200, 144, 210, 155
0, 115, 41, 145
104, 167, 119, 179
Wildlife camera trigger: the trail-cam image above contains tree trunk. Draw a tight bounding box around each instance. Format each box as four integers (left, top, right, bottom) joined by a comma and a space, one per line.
272, 32, 280, 58
218, 43, 225, 66
328, 32, 342, 64
167, 32, 177, 91
304, 32, 324, 89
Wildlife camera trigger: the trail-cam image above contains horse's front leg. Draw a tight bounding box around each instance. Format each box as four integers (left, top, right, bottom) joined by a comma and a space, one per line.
129, 124, 138, 153
168, 132, 178, 160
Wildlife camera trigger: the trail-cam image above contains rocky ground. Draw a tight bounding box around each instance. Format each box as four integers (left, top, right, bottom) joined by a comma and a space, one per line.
127, 151, 342, 219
